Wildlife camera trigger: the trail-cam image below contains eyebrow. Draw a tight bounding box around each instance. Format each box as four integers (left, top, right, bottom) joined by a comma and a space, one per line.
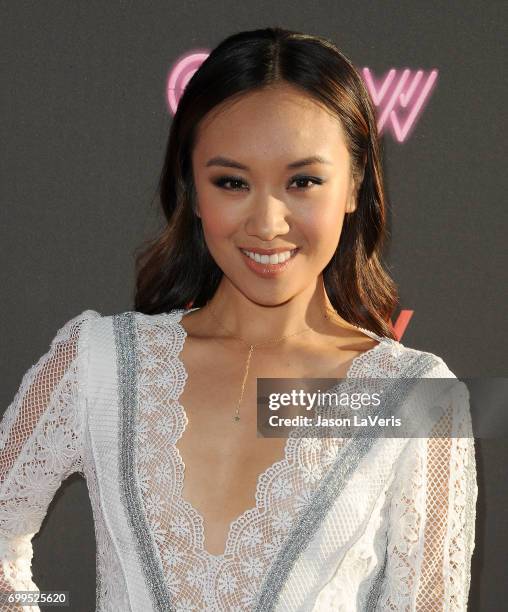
205, 155, 333, 170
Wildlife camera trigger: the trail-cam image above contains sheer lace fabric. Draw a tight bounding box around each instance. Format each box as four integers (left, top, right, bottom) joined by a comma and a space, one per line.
369, 382, 475, 611
135, 311, 379, 610
0, 309, 477, 611
0, 312, 92, 611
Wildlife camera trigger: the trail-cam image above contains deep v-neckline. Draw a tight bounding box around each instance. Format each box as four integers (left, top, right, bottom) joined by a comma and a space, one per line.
113, 310, 422, 611
113, 310, 440, 611
170, 307, 389, 560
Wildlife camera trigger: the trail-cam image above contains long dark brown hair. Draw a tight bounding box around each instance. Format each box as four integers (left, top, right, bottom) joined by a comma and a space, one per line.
134, 27, 399, 339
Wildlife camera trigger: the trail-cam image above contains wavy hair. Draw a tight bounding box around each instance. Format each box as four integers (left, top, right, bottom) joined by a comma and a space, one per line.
134, 27, 398, 339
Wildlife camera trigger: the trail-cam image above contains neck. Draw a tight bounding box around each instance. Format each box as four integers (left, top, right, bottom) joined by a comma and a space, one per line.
201, 275, 352, 345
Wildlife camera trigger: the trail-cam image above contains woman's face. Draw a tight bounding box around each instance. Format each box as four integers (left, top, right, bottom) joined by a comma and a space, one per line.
191, 83, 360, 304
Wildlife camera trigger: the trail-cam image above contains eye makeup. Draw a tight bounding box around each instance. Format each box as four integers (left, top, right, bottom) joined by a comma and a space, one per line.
211, 174, 325, 191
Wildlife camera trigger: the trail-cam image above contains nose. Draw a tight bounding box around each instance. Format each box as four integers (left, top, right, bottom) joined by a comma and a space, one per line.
244, 194, 291, 241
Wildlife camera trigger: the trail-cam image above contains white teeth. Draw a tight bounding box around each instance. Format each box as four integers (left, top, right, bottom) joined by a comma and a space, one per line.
241, 249, 296, 264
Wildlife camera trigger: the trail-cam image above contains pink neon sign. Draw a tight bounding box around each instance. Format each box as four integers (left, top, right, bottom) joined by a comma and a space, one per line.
166, 51, 438, 143
362, 68, 438, 142
166, 50, 210, 115
392, 309, 414, 341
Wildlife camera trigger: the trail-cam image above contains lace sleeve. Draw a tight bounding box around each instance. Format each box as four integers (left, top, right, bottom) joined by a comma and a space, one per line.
377, 380, 478, 611
0, 310, 99, 611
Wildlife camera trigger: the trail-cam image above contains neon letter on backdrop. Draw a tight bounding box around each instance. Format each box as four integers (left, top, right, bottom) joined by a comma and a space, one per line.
166, 50, 210, 115
392, 310, 414, 341
362, 68, 438, 142
166, 51, 438, 144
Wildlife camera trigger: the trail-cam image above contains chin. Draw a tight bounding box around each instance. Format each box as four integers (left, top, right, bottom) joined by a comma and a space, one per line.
237, 284, 302, 306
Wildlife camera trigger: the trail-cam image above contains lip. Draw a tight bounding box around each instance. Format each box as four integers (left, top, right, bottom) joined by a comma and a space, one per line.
238, 246, 298, 255
238, 247, 300, 278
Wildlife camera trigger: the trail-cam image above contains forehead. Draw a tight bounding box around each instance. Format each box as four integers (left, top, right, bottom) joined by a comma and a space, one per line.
193, 84, 349, 164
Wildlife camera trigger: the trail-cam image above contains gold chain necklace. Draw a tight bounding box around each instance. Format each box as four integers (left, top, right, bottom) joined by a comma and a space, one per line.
206, 302, 333, 422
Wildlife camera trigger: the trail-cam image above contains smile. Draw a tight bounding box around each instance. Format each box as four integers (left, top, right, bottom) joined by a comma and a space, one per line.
240, 248, 298, 264
238, 247, 300, 277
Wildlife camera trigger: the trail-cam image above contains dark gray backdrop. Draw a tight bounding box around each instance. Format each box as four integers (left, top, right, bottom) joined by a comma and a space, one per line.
1, 2, 506, 611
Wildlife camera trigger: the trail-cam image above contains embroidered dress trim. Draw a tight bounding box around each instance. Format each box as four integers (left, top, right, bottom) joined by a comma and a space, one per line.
253, 352, 440, 611
113, 312, 175, 611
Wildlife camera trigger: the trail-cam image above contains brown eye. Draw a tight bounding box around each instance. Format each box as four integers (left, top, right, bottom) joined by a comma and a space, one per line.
213, 176, 248, 191
289, 176, 324, 189
211, 174, 324, 191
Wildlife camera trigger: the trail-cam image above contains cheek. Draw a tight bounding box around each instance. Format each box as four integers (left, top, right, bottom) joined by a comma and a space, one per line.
201, 203, 243, 244
295, 198, 345, 245
201, 211, 229, 240
196, 184, 238, 239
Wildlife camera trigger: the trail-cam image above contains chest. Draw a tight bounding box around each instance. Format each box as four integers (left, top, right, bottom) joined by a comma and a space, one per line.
103, 312, 403, 609
171, 333, 374, 556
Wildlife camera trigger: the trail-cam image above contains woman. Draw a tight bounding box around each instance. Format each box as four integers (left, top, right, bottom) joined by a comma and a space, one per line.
0, 27, 477, 611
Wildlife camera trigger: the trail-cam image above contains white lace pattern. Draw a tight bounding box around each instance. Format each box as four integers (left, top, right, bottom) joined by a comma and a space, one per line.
0, 309, 478, 611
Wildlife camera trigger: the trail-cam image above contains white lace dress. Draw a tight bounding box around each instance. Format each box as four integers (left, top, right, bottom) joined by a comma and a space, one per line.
0, 308, 478, 611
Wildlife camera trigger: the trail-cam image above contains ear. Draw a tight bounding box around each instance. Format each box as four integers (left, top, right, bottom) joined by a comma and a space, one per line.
345, 183, 358, 214
346, 192, 357, 213
192, 187, 201, 218
345, 166, 364, 214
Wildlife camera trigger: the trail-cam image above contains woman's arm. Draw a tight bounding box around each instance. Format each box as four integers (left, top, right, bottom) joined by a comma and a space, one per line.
376, 380, 478, 611
0, 310, 99, 612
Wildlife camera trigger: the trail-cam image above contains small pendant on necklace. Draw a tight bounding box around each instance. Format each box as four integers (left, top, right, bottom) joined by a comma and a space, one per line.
234, 415, 240, 422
